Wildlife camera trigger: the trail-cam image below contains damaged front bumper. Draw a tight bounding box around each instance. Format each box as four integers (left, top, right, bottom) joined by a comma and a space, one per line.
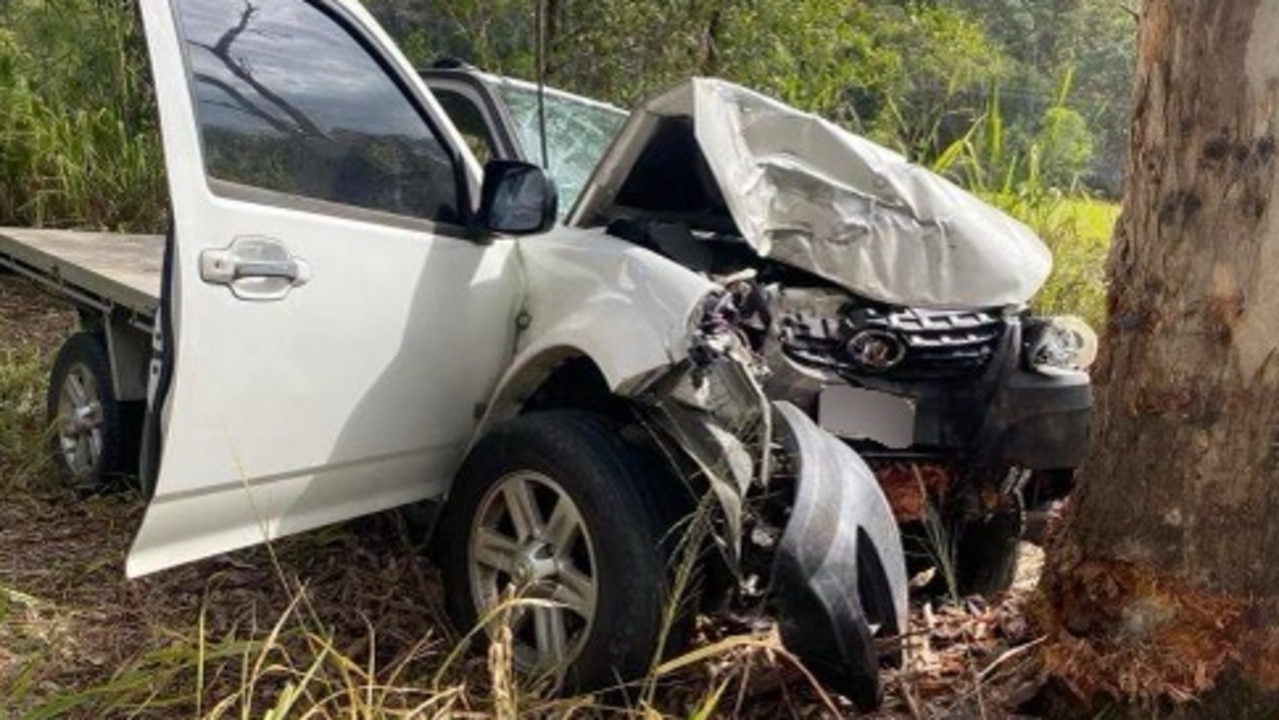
771, 402, 908, 709
638, 321, 908, 709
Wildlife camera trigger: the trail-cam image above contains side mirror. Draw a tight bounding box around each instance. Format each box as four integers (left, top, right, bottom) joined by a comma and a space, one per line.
477, 160, 558, 235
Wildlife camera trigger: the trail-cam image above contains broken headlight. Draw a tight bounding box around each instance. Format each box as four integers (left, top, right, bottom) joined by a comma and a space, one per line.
1024, 315, 1098, 373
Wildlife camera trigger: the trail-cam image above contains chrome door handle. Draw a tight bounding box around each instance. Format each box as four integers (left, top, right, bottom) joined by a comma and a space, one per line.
232, 259, 302, 281
200, 236, 310, 301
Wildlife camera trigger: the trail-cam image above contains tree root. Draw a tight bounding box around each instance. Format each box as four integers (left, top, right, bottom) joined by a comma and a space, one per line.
1028, 542, 1279, 716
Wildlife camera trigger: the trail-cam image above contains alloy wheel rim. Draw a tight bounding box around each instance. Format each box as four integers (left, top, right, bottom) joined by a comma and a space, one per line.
468, 470, 598, 676
56, 363, 104, 480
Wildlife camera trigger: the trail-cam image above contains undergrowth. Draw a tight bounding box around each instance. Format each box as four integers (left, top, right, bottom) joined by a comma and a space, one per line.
7, 497, 834, 719
0, 346, 52, 490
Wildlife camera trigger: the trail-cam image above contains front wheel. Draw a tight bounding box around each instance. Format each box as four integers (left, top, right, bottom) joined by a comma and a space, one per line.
436, 411, 679, 692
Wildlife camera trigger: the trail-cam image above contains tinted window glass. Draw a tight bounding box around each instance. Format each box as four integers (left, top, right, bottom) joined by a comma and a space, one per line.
175, 0, 460, 223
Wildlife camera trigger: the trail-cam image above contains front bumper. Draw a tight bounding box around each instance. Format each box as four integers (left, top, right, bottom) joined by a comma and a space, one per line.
644, 361, 908, 709
977, 366, 1092, 470
768, 320, 1093, 471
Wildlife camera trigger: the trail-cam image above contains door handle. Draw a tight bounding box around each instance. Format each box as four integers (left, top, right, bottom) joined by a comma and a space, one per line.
200, 236, 310, 301
232, 259, 302, 281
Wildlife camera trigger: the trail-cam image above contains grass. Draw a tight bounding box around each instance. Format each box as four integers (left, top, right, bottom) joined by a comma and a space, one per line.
999, 193, 1117, 330
0, 506, 836, 718
0, 276, 75, 490
0, 346, 50, 490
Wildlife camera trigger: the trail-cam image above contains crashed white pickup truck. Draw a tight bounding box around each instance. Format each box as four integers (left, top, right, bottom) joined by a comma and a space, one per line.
3, 0, 913, 709
423, 65, 1097, 595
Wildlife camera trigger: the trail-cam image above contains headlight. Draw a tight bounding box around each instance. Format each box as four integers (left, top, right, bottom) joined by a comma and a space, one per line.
1025, 316, 1098, 373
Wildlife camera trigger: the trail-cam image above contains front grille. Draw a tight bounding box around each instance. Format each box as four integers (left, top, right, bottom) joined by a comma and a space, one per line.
881, 308, 1005, 379
778, 305, 1006, 381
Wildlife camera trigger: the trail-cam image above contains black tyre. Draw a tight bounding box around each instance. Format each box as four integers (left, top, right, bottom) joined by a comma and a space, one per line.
46, 332, 136, 491
953, 507, 1022, 596
437, 411, 679, 692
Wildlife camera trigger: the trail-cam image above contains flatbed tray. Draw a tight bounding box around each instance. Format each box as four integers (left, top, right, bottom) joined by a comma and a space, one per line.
0, 227, 164, 321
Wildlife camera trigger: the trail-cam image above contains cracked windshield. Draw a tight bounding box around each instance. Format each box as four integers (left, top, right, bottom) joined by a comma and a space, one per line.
498, 83, 626, 215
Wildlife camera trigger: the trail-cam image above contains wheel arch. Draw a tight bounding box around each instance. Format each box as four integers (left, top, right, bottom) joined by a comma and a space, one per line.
466, 343, 705, 528
472, 337, 673, 444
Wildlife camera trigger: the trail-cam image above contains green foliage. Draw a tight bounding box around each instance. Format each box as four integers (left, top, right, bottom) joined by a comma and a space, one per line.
842, 3, 1008, 155
987, 192, 1115, 328
933, 70, 1100, 201
1036, 105, 1094, 189
939, 0, 1137, 193
0, 0, 1123, 321
0, 0, 165, 231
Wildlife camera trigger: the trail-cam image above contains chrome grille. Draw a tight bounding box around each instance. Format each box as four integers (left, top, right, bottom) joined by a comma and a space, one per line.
873, 308, 1004, 379
778, 305, 1006, 380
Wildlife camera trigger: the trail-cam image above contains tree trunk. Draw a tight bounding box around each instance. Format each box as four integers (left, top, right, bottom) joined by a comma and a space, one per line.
1037, 1, 1279, 716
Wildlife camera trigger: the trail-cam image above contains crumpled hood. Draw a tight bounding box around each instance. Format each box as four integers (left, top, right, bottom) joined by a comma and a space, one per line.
569, 78, 1052, 309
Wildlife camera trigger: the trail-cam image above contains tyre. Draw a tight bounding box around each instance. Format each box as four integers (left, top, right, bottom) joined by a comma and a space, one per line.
47, 332, 137, 491
437, 411, 679, 692
953, 507, 1022, 596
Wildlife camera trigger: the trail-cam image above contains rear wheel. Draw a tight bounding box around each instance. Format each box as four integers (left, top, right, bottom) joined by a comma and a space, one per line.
437, 411, 679, 691
47, 332, 137, 491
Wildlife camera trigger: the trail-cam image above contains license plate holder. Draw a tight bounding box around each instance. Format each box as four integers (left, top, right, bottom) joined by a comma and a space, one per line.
817, 385, 916, 449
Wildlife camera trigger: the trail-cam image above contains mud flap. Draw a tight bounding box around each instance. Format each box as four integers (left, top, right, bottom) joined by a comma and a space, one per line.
770, 402, 909, 711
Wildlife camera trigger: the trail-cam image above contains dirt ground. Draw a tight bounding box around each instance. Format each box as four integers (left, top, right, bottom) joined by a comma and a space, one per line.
0, 272, 1046, 718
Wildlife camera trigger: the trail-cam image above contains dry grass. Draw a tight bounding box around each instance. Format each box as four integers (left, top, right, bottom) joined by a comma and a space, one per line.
0, 273, 1049, 718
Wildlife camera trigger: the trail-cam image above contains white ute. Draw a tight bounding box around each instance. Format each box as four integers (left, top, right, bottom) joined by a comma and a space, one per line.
2, 0, 912, 707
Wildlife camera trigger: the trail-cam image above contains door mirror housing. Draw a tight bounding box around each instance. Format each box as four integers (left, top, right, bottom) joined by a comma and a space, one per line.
476, 160, 558, 235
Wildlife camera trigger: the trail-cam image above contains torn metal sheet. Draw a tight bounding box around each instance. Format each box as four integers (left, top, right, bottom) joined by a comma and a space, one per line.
644, 349, 772, 564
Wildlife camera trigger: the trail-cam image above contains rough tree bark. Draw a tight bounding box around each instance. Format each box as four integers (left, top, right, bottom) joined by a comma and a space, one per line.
1037, 1, 1279, 717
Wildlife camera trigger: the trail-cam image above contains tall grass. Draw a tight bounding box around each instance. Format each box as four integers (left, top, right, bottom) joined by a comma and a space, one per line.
0, 0, 166, 232
15, 528, 821, 719
993, 193, 1114, 329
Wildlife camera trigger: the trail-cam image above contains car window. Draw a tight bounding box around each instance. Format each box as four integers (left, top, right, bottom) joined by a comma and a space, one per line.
174, 0, 461, 224
498, 84, 626, 216
433, 88, 498, 165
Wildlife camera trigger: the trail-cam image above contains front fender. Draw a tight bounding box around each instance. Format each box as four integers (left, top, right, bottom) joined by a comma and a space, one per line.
475, 229, 716, 437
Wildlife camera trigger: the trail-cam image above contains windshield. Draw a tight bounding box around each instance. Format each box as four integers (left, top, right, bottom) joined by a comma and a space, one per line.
498, 83, 627, 216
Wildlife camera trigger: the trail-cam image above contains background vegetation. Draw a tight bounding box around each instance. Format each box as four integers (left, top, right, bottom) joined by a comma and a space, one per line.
0, 0, 164, 231
0, 0, 1133, 325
